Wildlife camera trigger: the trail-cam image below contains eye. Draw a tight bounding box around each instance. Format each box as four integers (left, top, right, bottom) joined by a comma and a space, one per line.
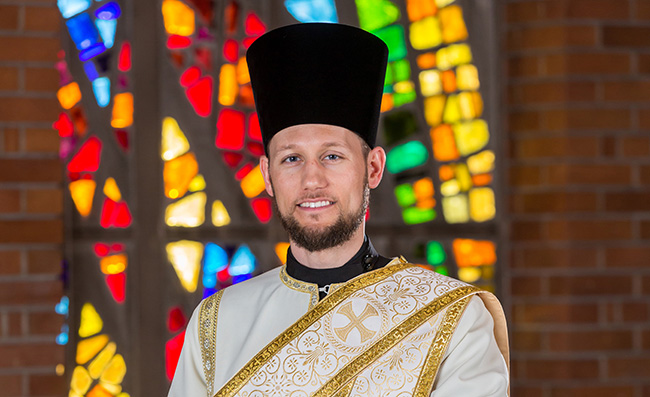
282, 155, 300, 163
324, 154, 340, 161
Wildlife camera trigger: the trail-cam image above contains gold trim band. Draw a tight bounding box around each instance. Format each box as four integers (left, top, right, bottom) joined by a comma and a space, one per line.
199, 290, 224, 397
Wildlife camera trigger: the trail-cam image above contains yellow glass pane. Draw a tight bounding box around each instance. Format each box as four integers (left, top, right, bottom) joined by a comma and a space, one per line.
79, 303, 103, 338
99, 382, 122, 395
188, 174, 206, 192
111, 93, 134, 128
275, 242, 290, 264
456, 64, 480, 90
439, 5, 468, 43
69, 391, 83, 397
455, 163, 472, 191
435, 0, 456, 8
103, 177, 122, 202
100, 354, 126, 385
164, 152, 199, 199
56, 364, 65, 376
117, 394, 130, 397
70, 366, 92, 395
240, 165, 265, 198
453, 238, 496, 267
166, 240, 203, 293
381, 93, 394, 112
458, 266, 481, 283
439, 164, 454, 181
453, 119, 489, 156
211, 200, 231, 227
458, 91, 483, 119
86, 384, 112, 397
442, 194, 469, 223
88, 342, 116, 379
467, 150, 495, 174
100, 254, 127, 275
442, 94, 461, 123
419, 70, 441, 97
236, 56, 250, 85
424, 95, 445, 126
394, 80, 415, 94
165, 192, 206, 227
161, 117, 190, 161
441, 70, 456, 93
409, 16, 442, 50
440, 179, 460, 196
436, 44, 472, 70
416, 52, 436, 69
162, 0, 195, 36
218, 64, 238, 106
57, 82, 82, 110
430, 124, 459, 161
406, 0, 437, 21
76, 334, 109, 365
69, 179, 96, 217
469, 187, 495, 222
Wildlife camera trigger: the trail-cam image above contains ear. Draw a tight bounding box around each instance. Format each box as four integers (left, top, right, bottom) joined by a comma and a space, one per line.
259, 155, 274, 197
367, 146, 386, 189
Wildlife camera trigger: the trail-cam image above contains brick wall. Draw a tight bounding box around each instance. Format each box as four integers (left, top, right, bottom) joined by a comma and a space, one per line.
0, 1, 65, 396
505, 0, 650, 395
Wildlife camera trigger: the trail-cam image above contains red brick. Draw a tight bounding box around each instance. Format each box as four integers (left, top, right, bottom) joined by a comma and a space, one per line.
24, 6, 61, 32
641, 165, 650, 185
639, 53, 650, 73
515, 303, 598, 324
545, 0, 630, 19
3, 128, 20, 152
638, 0, 650, 20
0, 343, 63, 368
545, 52, 631, 75
605, 191, 650, 211
0, 251, 21, 275
512, 386, 543, 397
512, 247, 598, 269
0, 5, 19, 30
509, 110, 541, 131
506, 2, 543, 23
0, 280, 62, 305
604, 80, 650, 101
24, 128, 60, 153
511, 221, 543, 241
621, 301, 649, 322
0, 159, 62, 182
603, 26, 650, 47
508, 81, 596, 104
549, 275, 633, 295
6, 312, 22, 337
544, 108, 631, 130
512, 136, 599, 158
643, 329, 650, 349
0, 37, 60, 62
525, 359, 599, 380
25, 68, 60, 92
640, 109, 650, 131
0, 189, 20, 213
508, 55, 541, 77
0, 220, 63, 244
26, 188, 63, 214
0, 374, 22, 397
601, 135, 617, 157
549, 330, 634, 351
512, 192, 598, 214
509, 165, 542, 186
27, 250, 62, 274
621, 135, 650, 156
606, 246, 650, 267
551, 386, 635, 397
29, 311, 63, 335
608, 357, 650, 378
0, 67, 19, 91
640, 220, 650, 239
511, 330, 542, 351
0, 97, 60, 122
508, 25, 596, 50
548, 164, 631, 185
547, 220, 632, 241
29, 373, 66, 396
512, 276, 544, 296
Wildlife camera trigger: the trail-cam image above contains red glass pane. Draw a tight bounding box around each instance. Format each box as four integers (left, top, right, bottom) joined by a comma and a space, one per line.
251, 197, 272, 223
167, 306, 187, 332
215, 109, 245, 150
186, 76, 213, 117
170, 52, 185, 68
105, 272, 126, 303
118, 41, 131, 72
186, 0, 213, 23
67, 136, 102, 173
242, 37, 257, 49
247, 142, 264, 157
165, 330, 186, 381
223, 39, 239, 63
217, 267, 230, 282
113, 130, 129, 151
222, 152, 243, 169
224, 1, 239, 34
167, 35, 192, 49
100, 198, 133, 228
71, 107, 88, 136
235, 163, 253, 180
111, 243, 125, 251
180, 66, 201, 88
248, 112, 261, 141
195, 48, 211, 70
53, 112, 74, 137
94, 243, 110, 257
244, 12, 266, 36
238, 84, 254, 106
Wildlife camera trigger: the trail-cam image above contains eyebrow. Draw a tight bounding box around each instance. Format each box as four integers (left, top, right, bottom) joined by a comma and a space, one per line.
275, 141, 348, 152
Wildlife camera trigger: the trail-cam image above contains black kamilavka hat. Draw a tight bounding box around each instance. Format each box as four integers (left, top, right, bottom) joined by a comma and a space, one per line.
246, 23, 388, 153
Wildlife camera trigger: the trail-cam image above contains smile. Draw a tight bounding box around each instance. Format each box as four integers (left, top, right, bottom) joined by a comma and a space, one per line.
298, 200, 333, 208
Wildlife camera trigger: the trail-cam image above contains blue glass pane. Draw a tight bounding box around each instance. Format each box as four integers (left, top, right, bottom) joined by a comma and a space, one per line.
66, 13, 99, 50
83, 61, 99, 81
55, 296, 69, 316
79, 43, 107, 61
95, 19, 117, 49
92, 77, 111, 107
203, 243, 228, 273
95, 1, 121, 20
232, 274, 252, 284
202, 287, 218, 299
284, 0, 338, 23
57, 0, 92, 19
229, 245, 256, 276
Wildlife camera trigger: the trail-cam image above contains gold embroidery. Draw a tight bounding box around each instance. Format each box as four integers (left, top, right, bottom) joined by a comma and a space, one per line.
334, 301, 379, 343
279, 266, 319, 309
213, 257, 409, 397
333, 378, 356, 397
413, 295, 472, 396
199, 290, 224, 397
311, 286, 479, 397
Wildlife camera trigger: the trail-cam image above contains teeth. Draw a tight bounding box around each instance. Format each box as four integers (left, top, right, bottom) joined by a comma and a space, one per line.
299, 201, 331, 208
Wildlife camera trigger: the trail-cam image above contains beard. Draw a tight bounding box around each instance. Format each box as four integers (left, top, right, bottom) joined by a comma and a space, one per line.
272, 180, 370, 253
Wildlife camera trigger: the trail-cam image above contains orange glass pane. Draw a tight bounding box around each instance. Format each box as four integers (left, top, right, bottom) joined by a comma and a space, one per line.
416, 52, 436, 69
424, 95, 445, 126
162, 0, 195, 36
87, 384, 113, 397
111, 93, 133, 129
103, 177, 121, 202
441, 70, 456, 93
57, 82, 82, 109
380, 93, 394, 112
240, 165, 265, 198
218, 64, 238, 106
453, 239, 496, 267
406, 0, 437, 21
439, 164, 454, 181
69, 179, 96, 217
238, 84, 255, 106
275, 242, 290, 264
472, 173, 492, 186
439, 5, 468, 44
100, 254, 127, 275
430, 124, 459, 162
163, 152, 198, 199
413, 177, 434, 200
76, 334, 109, 365
236, 56, 250, 85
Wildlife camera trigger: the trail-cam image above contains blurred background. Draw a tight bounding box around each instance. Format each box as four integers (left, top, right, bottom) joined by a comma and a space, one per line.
0, 0, 648, 396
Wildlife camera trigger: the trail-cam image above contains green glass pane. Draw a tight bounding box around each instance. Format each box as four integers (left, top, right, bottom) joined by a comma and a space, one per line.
383, 84, 394, 94
394, 183, 416, 207
374, 25, 407, 62
392, 59, 411, 82
386, 141, 429, 174
402, 207, 436, 224
393, 89, 416, 107
382, 110, 418, 146
426, 241, 446, 265
435, 265, 449, 276
355, 0, 400, 32
384, 62, 394, 85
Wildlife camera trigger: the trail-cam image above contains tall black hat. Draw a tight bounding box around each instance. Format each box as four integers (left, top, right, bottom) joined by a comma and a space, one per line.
246, 23, 388, 153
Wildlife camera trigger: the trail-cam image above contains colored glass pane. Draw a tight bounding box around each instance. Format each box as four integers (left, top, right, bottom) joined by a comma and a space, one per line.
114, 130, 129, 151
392, 59, 411, 82
458, 267, 480, 283
216, 109, 245, 150
440, 179, 459, 196
55, 296, 69, 316
118, 42, 131, 72
66, 13, 99, 50
71, 107, 88, 135
88, 341, 116, 379
456, 64, 479, 90
394, 183, 416, 208
386, 141, 429, 174
442, 194, 469, 223
240, 165, 265, 198
166, 240, 203, 292
458, 91, 483, 119
417, 52, 436, 69
439, 5, 468, 43
251, 197, 272, 223
223, 39, 239, 63
426, 241, 446, 265
382, 110, 417, 146
79, 303, 103, 337
69, 179, 96, 217
189, 174, 206, 192
453, 119, 489, 156
392, 87, 416, 107
103, 177, 121, 202
469, 187, 495, 222
442, 94, 461, 123
105, 272, 126, 303
83, 61, 99, 81
218, 64, 237, 106
168, 307, 187, 332
239, 84, 255, 106
441, 70, 456, 93
430, 124, 459, 162
374, 25, 407, 62
236, 57, 250, 85
167, 34, 192, 49
99, 354, 126, 384
437, 44, 472, 70
164, 152, 199, 199
161, 117, 190, 161
165, 330, 185, 380
111, 93, 133, 128
467, 150, 495, 174
180, 66, 200, 87
424, 95, 445, 126
435, 265, 449, 276
211, 200, 231, 227
402, 207, 435, 224
54, 112, 74, 137
439, 164, 454, 181
203, 243, 228, 289
247, 142, 264, 157
71, 366, 93, 395
165, 192, 206, 227
419, 70, 441, 97
406, 0, 436, 21
79, 43, 107, 61
229, 245, 256, 276
92, 77, 111, 108
95, 19, 117, 48
244, 12, 266, 36
100, 198, 132, 228
410, 16, 442, 50
355, 0, 400, 32
413, 177, 435, 208
57, 82, 82, 109
222, 152, 243, 169
284, 0, 338, 23
96, 2, 121, 20
453, 239, 496, 267
68, 136, 102, 173
455, 163, 472, 191
162, 0, 195, 36
76, 334, 109, 364
100, 254, 127, 274
472, 173, 492, 186
58, 0, 92, 19
275, 242, 290, 264
187, 76, 213, 117
380, 93, 393, 112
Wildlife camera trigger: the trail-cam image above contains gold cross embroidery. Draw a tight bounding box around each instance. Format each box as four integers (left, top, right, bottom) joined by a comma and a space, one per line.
334, 301, 379, 343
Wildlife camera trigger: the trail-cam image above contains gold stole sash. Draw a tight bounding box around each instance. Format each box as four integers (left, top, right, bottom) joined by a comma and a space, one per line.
212, 261, 482, 397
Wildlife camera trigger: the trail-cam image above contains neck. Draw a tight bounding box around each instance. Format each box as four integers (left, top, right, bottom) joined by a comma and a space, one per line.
289, 225, 366, 269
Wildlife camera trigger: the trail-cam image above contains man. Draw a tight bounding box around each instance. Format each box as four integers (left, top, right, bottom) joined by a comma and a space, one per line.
169, 23, 509, 397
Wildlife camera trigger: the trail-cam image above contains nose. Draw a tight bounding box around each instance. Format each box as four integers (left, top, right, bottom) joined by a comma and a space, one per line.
301, 159, 328, 191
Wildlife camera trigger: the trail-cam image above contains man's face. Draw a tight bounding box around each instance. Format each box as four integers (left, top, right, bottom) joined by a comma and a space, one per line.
260, 124, 383, 252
